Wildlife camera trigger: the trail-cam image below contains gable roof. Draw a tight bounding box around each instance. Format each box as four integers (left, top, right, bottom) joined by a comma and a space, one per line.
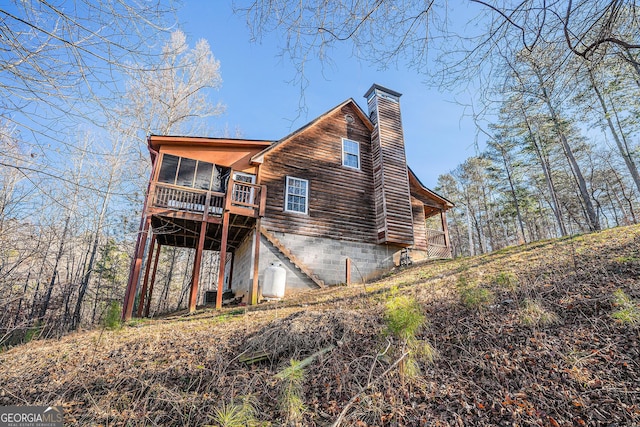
408, 167, 454, 210
250, 98, 373, 164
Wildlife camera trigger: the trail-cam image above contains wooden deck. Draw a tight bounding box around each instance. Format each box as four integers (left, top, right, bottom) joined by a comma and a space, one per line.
145, 180, 266, 250
149, 180, 265, 219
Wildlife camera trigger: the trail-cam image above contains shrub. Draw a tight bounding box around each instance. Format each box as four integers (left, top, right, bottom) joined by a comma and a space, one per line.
210, 403, 246, 427
519, 299, 559, 327
459, 286, 494, 310
208, 395, 263, 427
494, 271, 518, 290
383, 295, 435, 381
384, 295, 426, 341
277, 359, 306, 424
23, 322, 42, 343
413, 339, 438, 364
103, 301, 122, 330
611, 289, 640, 325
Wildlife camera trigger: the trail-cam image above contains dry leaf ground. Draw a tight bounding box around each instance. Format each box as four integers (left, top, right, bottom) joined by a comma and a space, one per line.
1, 224, 639, 426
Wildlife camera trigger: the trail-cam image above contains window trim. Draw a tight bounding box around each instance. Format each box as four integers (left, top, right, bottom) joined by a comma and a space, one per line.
341, 138, 361, 170
284, 176, 309, 215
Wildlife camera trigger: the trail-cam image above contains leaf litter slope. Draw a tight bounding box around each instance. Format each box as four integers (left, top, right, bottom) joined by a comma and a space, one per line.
1, 225, 639, 426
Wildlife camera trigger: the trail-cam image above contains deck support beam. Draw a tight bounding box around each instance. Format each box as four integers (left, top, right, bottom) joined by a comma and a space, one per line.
137, 235, 156, 317
216, 211, 230, 309
123, 216, 151, 321
345, 258, 352, 285
189, 220, 208, 313
440, 210, 452, 258
250, 220, 261, 305
144, 242, 162, 317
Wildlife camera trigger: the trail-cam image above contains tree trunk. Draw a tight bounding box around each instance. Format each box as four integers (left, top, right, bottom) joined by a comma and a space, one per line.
498, 143, 527, 243
588, 69, 640, 193
608, 163, 637, 224
92, 271, 103, 324
535, 70, 600, 231
158, 247, 177, 314
623, 48, 640, 89
480, 184, 495, 250
604, 180, 621, 227
521, 107, 567, 236
72, 184, 112, 330
39, 215, 71, 320
466, 204, 475, 256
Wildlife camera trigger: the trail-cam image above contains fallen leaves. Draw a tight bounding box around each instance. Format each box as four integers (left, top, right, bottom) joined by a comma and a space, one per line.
0, 224, 639, 425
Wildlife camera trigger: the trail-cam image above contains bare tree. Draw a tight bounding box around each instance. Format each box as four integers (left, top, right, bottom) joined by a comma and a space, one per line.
0, 1, 177, 224
0, 7, 229, 335
471, 1, 640, 64
120, 30, 225, 140
67, 31, 226, 329
0, 1, 176, 134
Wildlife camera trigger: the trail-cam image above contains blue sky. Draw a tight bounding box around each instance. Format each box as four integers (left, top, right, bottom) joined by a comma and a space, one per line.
177, 2, 485, 186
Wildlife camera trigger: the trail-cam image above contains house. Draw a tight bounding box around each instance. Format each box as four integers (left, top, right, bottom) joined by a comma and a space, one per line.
122, 84, 454, 320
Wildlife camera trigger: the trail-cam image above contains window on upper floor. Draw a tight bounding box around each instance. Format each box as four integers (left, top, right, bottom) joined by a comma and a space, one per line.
342, 138, 360, 170
157, 153, 230, 192
284, 176, 308, 214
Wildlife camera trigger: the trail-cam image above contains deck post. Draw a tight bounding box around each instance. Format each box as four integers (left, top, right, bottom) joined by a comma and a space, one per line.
123, 216, 151, 321
216, 211, 230, 309
189, 220, 208, 313
250, 220, 261, 305
144, 242, 162, 317
226, 251, 235, 297
345, 258, 352, 285
259, 185, 267, 217
440, 210, 452, 258
137, 235, 156, 317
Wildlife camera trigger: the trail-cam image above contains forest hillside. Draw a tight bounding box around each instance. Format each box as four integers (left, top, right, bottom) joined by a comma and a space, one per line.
1, 224, 639, 426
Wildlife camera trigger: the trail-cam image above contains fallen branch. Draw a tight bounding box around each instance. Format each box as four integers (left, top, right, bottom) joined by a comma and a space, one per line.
275, 345, 335, 379
332, 351, 409, 427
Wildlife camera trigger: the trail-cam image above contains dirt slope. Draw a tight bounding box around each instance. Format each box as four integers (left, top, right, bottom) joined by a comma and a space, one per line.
1, 225, 639, 426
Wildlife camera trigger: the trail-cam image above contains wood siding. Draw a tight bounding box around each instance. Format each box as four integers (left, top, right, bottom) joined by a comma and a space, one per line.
260, 103, 378, 243
411, 195, 428, 251
370, 124, 387, 240
368, 94, 414, 246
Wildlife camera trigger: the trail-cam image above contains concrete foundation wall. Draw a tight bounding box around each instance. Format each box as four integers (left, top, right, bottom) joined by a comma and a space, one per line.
258, 231, 402, 292
231, 230, 403, 297
230, 230, 254, 295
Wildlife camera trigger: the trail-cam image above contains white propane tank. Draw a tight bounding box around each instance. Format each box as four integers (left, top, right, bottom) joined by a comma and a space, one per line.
263, 262, 286, 299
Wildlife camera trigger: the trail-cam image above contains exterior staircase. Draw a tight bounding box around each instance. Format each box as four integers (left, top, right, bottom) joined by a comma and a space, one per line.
259, 226, 325, 288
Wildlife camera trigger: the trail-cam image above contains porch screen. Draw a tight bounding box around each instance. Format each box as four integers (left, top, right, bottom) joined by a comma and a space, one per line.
158, 154, 230, 192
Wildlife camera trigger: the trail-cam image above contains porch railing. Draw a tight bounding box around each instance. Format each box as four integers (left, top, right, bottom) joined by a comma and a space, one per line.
230, 181, 261, 210
426, 228, 451, 258
150, 181, 264, 218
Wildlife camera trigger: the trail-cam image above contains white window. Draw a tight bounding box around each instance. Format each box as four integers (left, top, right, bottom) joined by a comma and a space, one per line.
342, 138, 360, 169
233, 172, 256, 184
285, 176, 308, 214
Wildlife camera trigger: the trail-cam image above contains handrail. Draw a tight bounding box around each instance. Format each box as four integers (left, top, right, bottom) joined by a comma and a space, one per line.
152, 181, 211, 195
150, 181, 265, 218
231, 181, 262, 209
426, 228, 447, 247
